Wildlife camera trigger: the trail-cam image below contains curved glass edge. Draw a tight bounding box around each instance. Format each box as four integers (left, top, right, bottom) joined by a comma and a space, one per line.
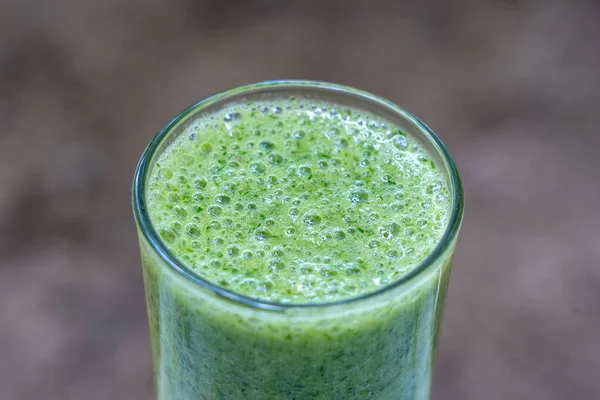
132, 79, 465, 311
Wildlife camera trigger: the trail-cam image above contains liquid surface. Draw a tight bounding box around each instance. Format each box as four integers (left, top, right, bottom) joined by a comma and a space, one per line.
147, 98, 450, 303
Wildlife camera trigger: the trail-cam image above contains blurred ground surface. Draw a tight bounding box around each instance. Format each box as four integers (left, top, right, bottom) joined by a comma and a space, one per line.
1, 1, 599, 399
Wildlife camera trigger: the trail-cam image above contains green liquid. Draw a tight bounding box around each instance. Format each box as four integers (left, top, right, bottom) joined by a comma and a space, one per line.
141, 96, 454, 399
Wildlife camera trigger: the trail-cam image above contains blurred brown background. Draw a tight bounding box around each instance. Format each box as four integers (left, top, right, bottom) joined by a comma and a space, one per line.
1, 0, 599, 399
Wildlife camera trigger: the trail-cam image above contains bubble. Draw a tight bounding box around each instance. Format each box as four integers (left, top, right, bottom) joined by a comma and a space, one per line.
436, 192, 449, 204
390, 201, 405, 211
404, 227, 416, 237
272, 248, 284, 257
335, 138, 349, 148
299, 165, 312, 176
268, 153, 284, 165
318, 268, 336, 278
393, 135, 408, 149
265, 218, 276, 226
194, 178, 208, 190
303, 212, 322, 226
273, 106, 283, 114
288, 207, 299, 217
369, 240, 380, 248
224, 112, 242, 122
261, 107, 268, 113
300, 265, 313, 274
168, 192, 180, 203
334, 229, 346, 240
159, 228, 176, 243
208, 205, 223, 216
294, 130, 305, 139
227, 245, 240, 257
247, 202, 257, 211
200, 143, 213, 154
211, 260, 223, 268
346, 266, 361, 275
349, 189, 368, 204
234, 202, 244, 211
387, 250, 399, 258
211, 194, 231, 206
260, 141, 275, 151
318, 160, 329, 169
269, 259, 284, 271
430, 181, 444, 193
285, 227, 296, 236
242, 251, 253, 259
327, 128, 340, 137
434, 212, 445, 223
255, 229, 272, 241
158, 168, 173, 179
249, 162, 266, 174
380, 222, 400, 237
185, 223, 200, 237
320, 232, 333, 241
174, 206, 188, 219
267, 175, 278, 185
381, 174, 393, 184
414, 233, 427, 242
400, 216, 412, 225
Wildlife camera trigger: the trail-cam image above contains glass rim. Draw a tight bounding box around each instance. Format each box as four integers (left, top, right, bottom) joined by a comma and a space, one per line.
133, 79, 464, 311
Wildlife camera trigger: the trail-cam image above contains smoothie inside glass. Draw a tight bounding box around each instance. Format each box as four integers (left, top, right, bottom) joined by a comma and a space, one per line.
133, 80, 464, 399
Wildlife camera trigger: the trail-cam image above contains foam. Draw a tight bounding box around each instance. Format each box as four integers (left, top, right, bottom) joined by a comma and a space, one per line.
147, 97, 451, 302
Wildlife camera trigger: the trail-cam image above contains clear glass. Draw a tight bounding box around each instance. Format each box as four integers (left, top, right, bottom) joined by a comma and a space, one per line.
133, 80, 464, 400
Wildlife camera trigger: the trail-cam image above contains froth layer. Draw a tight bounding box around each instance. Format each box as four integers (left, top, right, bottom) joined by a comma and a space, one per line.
147, 98, 450, 303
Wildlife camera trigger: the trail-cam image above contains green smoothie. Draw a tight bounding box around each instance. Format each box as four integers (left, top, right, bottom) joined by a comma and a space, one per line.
135, 82, 462, 399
